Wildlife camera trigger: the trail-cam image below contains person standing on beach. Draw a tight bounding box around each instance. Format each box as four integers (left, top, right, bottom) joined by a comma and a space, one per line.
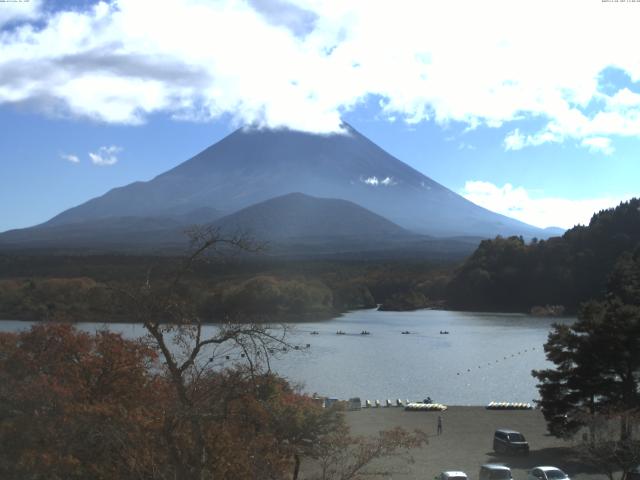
437, 415, 443, 435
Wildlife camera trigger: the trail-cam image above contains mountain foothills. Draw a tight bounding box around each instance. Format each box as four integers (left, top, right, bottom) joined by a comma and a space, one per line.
0, 199, 638, 321
448, 198, 640, 313
0, 124, 551, 255
213, 192, 409, 240
1, 125, 637, 320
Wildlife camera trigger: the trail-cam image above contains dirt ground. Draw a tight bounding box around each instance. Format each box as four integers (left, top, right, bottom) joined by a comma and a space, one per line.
301, 406, 607, 480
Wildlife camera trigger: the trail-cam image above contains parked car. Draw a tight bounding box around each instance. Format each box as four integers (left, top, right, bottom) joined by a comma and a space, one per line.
627, 466, 640, 480
528, 466, 570, 480
347, 397, 362, 410
436, 471, 468, 480
479, 464, 513, 480
493, 429, 530, 455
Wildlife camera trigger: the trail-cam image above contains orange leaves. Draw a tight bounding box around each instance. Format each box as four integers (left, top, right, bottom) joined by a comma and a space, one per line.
0, 324, 346, 479
3, 318, 425, 480
0, 323, 164, 479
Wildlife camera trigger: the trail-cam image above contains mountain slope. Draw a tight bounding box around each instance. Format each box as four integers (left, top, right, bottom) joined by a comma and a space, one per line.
41, 124, 545, 238
0, 208, 223, 250
0, 192, 484, 259
0, 193, 414, 252
213, 192, 410, 240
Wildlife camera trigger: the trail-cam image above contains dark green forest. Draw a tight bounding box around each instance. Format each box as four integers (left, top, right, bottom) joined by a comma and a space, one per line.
1, 198, 638, 321
447, 198, 640, 313
0, 254, 451, 322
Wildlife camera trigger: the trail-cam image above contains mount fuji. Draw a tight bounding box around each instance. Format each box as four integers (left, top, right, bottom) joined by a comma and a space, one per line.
0, 124, 552, 254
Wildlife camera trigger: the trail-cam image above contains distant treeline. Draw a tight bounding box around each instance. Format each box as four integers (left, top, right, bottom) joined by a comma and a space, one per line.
2, 198, 637, 321
0, 255, 451, 322
447, 198, 640, 313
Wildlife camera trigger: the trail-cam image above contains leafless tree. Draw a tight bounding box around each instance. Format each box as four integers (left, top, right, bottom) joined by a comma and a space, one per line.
114, 226, 295, 479
309, 426, 428, 480
576, 409, 640, 480
113, 226, 428, 480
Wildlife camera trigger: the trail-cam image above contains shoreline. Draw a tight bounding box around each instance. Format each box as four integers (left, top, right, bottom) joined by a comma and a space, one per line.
0, 306, 575, 325
0, 309, 344, 325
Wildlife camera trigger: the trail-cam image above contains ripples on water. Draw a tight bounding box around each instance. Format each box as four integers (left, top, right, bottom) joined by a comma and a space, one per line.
0, 309, 573, 405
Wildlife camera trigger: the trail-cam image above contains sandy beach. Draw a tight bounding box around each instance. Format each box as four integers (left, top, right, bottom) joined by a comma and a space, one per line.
302, 406, 607, 480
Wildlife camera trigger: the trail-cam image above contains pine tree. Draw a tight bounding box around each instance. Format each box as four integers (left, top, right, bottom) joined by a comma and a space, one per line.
533, 249, 640, 438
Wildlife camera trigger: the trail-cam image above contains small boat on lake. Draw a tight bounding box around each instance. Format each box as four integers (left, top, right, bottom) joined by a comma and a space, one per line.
360, 330, 370, 335
336, 330, 346, 335
439, 330, 450, 334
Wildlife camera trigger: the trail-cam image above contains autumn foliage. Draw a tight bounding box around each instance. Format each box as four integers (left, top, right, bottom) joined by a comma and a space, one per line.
0, 323, 427, 480
0, 324, 165, 478
0, 231, 427, 479
0, 324, 358, 479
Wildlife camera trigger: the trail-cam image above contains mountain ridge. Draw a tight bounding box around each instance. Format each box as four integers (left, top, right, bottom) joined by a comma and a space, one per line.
39, 123, 546, 238
0, 192, 483, 259
0, 124, 557, 255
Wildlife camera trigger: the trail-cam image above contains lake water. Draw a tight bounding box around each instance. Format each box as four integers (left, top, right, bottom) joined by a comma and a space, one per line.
0, 309, 573, 405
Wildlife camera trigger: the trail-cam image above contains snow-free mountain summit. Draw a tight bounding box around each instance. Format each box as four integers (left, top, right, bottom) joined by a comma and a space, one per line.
1, 124, 551, 252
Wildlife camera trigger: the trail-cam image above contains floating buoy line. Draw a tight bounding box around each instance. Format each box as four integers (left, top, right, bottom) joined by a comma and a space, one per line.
235, 328, 545, 386
201, 328, 546, 410
454, 346, 539, 377
290, 329, 544, 380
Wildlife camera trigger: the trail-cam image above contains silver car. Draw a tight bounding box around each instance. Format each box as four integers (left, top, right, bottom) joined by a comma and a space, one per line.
436, 471, 468, 480
480, 464, 513, 480
528, 466, 570, 480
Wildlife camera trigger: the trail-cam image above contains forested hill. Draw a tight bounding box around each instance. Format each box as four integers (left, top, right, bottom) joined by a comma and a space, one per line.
446, 198, 640, 313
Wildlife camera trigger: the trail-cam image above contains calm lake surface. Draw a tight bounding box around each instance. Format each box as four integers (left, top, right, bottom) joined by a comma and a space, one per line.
0, 309, 573, 405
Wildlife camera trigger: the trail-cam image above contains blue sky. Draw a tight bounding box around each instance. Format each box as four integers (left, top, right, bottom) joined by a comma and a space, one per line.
1, 0, 639, 232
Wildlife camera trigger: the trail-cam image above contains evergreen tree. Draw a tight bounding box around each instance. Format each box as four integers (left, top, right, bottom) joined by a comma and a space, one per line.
448, 198, 640, 313
533, 249, 640, 437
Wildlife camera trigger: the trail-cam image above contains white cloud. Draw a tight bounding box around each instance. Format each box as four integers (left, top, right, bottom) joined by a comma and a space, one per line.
457, 142, 475, 151
461, 180, 634, 229
503, 129, 525, 151
503, 128, 563, 151
362, 176, 379, 186
60, 153, 79, 163
380, 176, 395, 186
581, 137, 614, 155
501, 94, 640, 152
0, 0, 42, 27
0, 0, 639, 142
88, 146, 122, 166
609, 88, 640, 109
361, 175, 395, 186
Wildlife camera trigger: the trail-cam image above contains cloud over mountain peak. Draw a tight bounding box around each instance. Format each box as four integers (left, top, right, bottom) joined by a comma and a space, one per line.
0, 0, 638, 149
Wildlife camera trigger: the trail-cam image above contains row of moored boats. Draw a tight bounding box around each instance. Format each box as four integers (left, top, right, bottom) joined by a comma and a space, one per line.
486, 402, 533, 410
